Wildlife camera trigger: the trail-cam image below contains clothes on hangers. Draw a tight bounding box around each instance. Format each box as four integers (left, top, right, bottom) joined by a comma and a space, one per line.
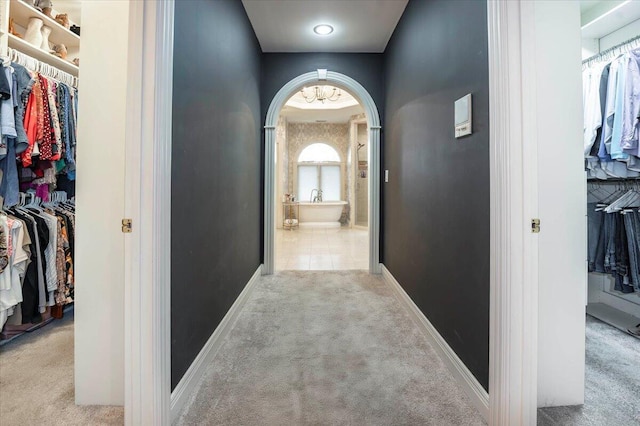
0, 58, 78, 208
583, 47, 640, 179
12, 62, 35, 155
0, 213, 31, 328
0, 192, 75, 333
587, 186, 640, 294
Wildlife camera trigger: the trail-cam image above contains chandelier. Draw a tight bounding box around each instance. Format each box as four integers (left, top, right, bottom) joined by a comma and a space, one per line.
300, 86, 342, 104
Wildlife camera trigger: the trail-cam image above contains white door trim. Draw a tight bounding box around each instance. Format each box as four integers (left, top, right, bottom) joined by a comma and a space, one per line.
120, 2, 544, 423
264, 70, 382, 275
124, 0, 174, 424
487, 1, 539, 424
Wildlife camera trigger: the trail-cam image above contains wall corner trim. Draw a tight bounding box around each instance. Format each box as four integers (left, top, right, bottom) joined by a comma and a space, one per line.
381, 265, 489, 421
170, 265, 263, 422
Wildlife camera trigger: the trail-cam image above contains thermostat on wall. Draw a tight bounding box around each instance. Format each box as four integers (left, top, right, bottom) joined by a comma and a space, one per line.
454, 93, 472, 138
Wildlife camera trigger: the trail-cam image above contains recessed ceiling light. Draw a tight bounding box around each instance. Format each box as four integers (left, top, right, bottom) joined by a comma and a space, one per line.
314, 24, 334, 36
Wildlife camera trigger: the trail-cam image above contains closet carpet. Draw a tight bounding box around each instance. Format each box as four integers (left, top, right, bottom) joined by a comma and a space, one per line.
175, 271, 485, 426
537, 315, 640, 425
0, 310, 124, 425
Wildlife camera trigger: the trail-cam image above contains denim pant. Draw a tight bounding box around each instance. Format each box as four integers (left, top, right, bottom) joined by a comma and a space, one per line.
624, 211, 640, 291
0, 137, 18, 207
587, 203, 603, 272
614, 214, 635, 293
601, 213, 616, 273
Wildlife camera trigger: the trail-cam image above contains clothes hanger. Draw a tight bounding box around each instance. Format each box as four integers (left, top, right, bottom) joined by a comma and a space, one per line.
24, 193, 46, 213
588, 182, 610, 202
594, 185, 626, 211
13, 193, 33, 216
599, 183, 626, 202
49, 191, 68, 208
605, 186, 640, 213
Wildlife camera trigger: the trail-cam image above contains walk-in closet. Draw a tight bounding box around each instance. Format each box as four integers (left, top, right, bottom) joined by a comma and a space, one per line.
583, 34, 640, 337
539, 3, 640, 424
0, 0, 129, 423
0, 0, 78, 343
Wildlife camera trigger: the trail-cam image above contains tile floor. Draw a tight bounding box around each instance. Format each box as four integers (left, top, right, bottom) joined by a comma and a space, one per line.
275, 226, 369, 271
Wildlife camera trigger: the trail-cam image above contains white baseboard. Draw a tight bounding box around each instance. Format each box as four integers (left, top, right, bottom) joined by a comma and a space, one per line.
170, 265, 263, 423
381, 265, 489, 421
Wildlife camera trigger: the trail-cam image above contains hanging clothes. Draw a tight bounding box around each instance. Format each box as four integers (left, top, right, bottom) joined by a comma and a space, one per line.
0, 61, 80, 208
0, 214, 30, 329
587, 187, 640, 294
0, 193, 75, 335
0, 49, 77, 341
583, 47, 640, 179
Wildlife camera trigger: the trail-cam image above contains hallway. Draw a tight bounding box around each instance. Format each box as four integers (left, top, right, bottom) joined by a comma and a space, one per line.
175, 271, 485, 425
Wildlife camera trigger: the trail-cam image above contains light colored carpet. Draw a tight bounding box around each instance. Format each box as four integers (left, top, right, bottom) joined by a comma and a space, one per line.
175, 271, 486, 425
537, 315, 640, 425
0, 310, 124, 425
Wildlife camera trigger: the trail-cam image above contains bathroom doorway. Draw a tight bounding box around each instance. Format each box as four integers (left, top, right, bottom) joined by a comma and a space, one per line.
273, 85, 369, 271
263, 70, 382, 275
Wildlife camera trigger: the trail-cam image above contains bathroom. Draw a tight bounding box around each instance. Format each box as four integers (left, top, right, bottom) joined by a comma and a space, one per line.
275, 85, 369, 270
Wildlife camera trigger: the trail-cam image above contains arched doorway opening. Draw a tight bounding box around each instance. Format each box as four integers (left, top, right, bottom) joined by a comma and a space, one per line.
264, 70, 381, 275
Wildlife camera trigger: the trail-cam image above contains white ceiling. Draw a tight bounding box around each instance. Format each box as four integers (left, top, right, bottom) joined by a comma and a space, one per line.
286, 85, 359, 109
282, 85, 364, 123
281, 104, 364, 123
580, 0, 604, 13
241, 0, 409, 52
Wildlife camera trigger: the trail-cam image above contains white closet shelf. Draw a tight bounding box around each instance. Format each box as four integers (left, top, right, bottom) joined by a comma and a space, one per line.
10, 0, 80, 49
587, 303, 640, 334
8, 34, 78, 76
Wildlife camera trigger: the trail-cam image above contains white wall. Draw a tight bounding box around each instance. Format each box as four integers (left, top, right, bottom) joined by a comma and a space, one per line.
599, 18, 640, 51
535, 1, 587, 408
75, 0, 129, 406
581, 37, 599, 60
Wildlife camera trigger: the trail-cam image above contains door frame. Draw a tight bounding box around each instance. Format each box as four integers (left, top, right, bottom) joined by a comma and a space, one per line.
123, 0, 174, 424
263, 70, 382, 275
487, 1, 539, 424
126, 1, 547, 423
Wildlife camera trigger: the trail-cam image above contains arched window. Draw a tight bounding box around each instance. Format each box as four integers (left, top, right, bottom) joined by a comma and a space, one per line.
297, 143, 341, 201
298, 143, 340, 162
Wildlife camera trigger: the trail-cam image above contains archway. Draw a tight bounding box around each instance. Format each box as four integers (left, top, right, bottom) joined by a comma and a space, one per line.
264, 69, 381, 275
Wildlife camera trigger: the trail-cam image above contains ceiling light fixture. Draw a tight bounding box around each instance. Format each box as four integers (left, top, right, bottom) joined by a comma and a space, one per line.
300, 86, 342, 104
313, 24, 334, 35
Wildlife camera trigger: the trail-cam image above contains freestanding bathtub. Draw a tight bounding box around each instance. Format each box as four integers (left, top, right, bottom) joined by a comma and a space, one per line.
298, 201, 347, 227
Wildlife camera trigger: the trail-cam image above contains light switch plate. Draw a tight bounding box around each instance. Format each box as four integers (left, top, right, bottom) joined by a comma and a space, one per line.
454, 93, 472, 138
385, 170, 389, 182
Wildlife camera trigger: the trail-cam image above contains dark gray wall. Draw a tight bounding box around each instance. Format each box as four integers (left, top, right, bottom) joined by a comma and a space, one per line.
383, 0, 490, 389
261, 53, 385, 123
171, 0, 262, 390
